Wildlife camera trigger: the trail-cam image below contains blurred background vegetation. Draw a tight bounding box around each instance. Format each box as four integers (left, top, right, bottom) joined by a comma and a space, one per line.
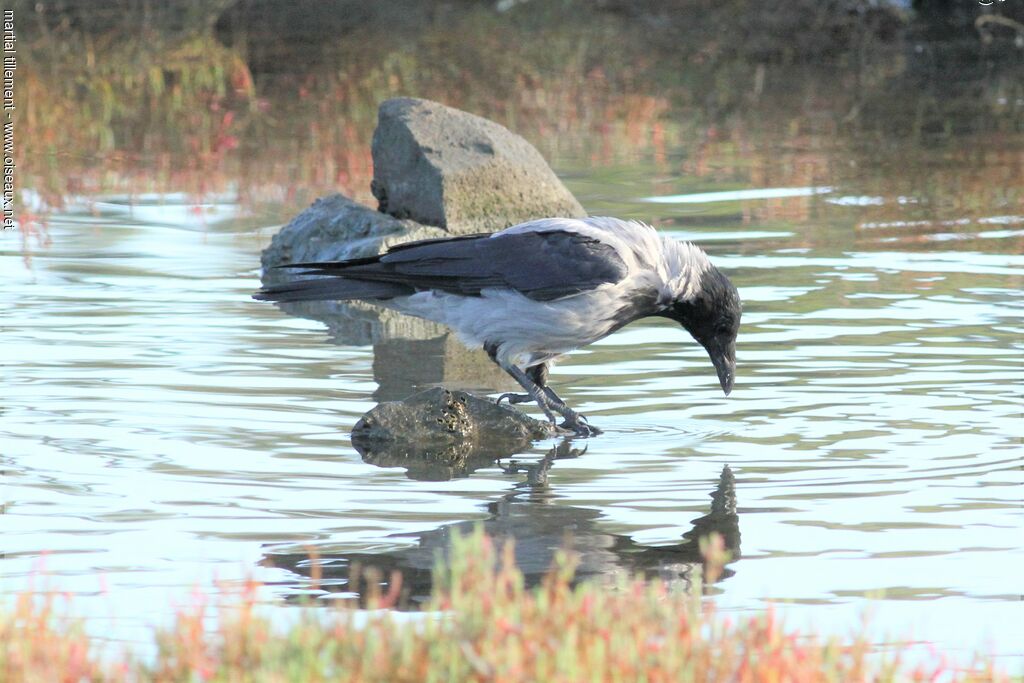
9, 0, 1024, 226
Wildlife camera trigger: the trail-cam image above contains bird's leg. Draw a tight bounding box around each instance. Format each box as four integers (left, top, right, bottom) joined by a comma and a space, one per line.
528, 364, 569, 409
484, 345, 599, 436
542, 389, 600, 436
495, 360, 599, 436
496, 392, 533, 406
499, 363, 559, 425
487, 342, 536, 407
528, 364, 601, 436
497, 364, 549, 406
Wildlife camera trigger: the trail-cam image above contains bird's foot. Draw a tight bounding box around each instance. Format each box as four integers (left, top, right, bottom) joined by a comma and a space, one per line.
496, 392, 533, 406
558, 413, 602, 437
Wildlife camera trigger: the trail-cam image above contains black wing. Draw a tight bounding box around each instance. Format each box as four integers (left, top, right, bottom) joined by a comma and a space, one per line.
269, 230, 628, 302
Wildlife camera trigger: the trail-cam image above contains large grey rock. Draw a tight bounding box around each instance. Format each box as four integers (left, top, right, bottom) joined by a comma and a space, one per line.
371, 97, 585, 234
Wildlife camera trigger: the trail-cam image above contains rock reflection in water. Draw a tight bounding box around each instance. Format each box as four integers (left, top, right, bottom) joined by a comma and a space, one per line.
275, 294, 513, 402
352, 417, 530, 482
262, 453, 739, 607
353, 433, 507, 482
369, 334, 514, 402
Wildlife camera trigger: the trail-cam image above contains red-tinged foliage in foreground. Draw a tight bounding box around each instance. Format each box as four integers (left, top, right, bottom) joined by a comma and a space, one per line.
0, 531, 1013, 683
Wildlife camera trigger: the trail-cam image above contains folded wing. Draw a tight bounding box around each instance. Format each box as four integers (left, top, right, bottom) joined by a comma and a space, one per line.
255, 229, 628, 303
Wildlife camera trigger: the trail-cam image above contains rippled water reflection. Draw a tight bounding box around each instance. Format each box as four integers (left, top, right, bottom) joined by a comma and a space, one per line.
2, 159, 1022, 664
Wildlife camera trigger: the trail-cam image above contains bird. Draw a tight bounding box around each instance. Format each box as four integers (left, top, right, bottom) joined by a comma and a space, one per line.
254, 216, 741, 436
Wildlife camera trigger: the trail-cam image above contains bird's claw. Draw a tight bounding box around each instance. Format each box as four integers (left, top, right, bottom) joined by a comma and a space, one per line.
496, 392, 532, 406
558, 414, 602, 437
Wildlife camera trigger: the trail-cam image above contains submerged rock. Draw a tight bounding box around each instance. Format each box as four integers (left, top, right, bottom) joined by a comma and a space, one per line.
353, 387, 552, 445
371, 97, 585, 234
351, 387, 553, 480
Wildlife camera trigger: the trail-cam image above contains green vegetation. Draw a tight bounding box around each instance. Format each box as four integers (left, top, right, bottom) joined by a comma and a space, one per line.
1, 530, 1012, 682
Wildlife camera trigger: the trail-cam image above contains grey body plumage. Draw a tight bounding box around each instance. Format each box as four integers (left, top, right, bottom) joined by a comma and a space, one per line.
255, 216, 741, 435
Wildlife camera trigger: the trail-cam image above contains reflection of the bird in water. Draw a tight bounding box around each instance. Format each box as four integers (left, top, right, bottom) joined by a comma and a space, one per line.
261, 449, 739, 608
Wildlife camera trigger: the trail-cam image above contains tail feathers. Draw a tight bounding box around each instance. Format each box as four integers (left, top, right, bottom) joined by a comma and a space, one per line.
253, 276, 412, 303
274, 255, 382, 272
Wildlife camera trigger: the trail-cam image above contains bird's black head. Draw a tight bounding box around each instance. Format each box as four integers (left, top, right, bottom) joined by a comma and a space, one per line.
665, 266, 741, 395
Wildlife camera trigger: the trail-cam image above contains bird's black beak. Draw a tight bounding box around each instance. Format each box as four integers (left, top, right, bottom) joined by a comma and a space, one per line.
709, 342, 736, 396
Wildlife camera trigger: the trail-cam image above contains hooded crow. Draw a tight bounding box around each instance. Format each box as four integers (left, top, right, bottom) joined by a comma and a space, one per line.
255, 216, 741, 436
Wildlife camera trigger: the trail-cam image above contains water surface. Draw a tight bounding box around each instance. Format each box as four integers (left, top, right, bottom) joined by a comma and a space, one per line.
3, 132, 1023, 668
